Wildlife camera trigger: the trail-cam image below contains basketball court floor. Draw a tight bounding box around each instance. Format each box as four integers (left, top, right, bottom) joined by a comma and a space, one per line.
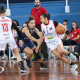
0, 59, 80, 80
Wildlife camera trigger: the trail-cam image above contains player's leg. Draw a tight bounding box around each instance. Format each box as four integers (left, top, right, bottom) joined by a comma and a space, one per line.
57, 44, 77, 62
32, 47, 49, 69
9, 39, 27, 73
13, 47, 27, 72
23, 47, 33, 68
52, 48, 77, 70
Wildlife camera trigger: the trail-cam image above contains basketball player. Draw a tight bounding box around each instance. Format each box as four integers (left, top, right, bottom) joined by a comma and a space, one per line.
18, 16, 49, 69
0, 6, 27, 73
40, 13, 78, 70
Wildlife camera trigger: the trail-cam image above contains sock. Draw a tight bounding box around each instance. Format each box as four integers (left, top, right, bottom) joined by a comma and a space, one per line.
18, 61, 25, 70
40, 62, 44, 67
5, 50, 8, 55
68, 53, 70, 56
70, 62, 75, 65
26, 59, 30, 63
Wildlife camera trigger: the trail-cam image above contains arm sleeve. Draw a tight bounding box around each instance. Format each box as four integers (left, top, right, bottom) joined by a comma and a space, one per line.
77, 29, 80, 35
65, 30, 69, 34
12, 22, 22, 40
53, 21, 59, 27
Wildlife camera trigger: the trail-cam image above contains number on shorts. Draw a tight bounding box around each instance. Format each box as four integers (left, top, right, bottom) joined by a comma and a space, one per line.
1, 23, 9, 32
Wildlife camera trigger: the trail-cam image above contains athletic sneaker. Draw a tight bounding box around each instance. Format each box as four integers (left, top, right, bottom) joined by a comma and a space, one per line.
71, 64, 78, 70
20, 69, 28, 73
18, 61, 28, 73
71, 70, 78, 75
27, 61, 32, 68
69, 53, 77, 62
11, 55, 17, 60
40, 64, 49, 70
1, 54, 8, 60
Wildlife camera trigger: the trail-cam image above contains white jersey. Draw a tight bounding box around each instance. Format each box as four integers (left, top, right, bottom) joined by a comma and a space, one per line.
12, 29, 17, 38
41, 20, 62, 50
41, 20, 60, 42
0, 16, 14, 41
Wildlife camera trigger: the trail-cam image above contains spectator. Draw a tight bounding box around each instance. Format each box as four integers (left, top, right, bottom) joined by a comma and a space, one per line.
13, 20, 22, 31
31, 0, 48, 61
62, 21, 80, 52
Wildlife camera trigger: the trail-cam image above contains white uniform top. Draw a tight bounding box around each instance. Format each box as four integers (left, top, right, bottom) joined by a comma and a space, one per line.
12, 29, 17, 38
12, 26, 21, 38
0, 16, 14, 41
41, 20, 60, 43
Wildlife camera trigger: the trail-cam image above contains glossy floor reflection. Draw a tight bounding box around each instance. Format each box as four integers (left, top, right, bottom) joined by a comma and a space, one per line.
0, 59, 80, 80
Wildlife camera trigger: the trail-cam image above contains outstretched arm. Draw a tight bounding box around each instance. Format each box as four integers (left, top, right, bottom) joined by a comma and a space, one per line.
35, 28, 44, 53
22, 27, 38, 42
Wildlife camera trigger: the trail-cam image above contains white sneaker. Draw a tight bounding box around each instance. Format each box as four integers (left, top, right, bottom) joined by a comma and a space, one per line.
71, 70, 78, 75
23, 56, 27, 59
71, 64, 78, 70
11, 56, 17, 60
69, 53, 77, 62
20, 69, 28, 73
1, 54, 8, 60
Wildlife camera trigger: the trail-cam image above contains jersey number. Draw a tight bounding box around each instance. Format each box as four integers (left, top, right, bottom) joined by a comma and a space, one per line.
1, 23, 9, 32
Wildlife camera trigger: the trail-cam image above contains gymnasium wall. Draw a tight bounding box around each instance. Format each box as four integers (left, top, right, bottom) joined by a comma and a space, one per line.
1, 0, 80, 30
0, 0, 65, 4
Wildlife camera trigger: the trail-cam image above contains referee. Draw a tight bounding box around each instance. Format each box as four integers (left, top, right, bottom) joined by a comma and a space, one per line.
31, 0, 48, 61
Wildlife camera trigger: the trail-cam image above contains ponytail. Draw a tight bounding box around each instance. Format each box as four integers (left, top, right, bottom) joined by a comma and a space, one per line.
28, 15, 35, 23
0, 6, 6, 14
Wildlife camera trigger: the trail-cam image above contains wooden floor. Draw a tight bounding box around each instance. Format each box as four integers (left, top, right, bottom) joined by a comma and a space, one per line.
0, 59, 80, 80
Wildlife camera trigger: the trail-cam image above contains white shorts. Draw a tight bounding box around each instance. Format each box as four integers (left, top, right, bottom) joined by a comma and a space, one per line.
0, 39, 17, 50
46, 38, 62, 51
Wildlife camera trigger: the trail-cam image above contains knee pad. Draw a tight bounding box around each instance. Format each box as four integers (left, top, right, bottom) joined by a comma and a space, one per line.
33, 49, 42, 59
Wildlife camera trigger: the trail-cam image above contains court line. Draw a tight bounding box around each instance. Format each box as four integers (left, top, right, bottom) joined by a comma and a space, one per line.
2, 70, 80, 73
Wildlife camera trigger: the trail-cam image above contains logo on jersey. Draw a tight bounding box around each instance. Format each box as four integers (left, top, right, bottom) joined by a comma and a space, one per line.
3, 33, 10, 36
74, 32, 77, 34
4, 36, 10, 40
49, 27, 52, 30
72, 35, 74, 37
38, 10, 40, 12
42, 29, 45, 34
2, 17, 4, 19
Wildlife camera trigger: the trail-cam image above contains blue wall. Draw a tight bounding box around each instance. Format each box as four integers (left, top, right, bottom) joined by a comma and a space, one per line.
0, 0, 65, 4
1, 0, 80, 30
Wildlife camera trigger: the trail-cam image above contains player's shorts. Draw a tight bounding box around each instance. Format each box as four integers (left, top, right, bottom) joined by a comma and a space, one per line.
0, 39, 17, 51
46, 38, 62, 51
19, 41, 35, 53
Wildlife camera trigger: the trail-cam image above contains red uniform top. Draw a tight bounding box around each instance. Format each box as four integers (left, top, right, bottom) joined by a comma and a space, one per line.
69, 28, 80, 43
31, 6, 47, 25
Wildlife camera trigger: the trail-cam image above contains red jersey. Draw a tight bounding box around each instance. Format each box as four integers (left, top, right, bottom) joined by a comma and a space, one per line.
69, 28, 80, 43
31, 6, 47, 25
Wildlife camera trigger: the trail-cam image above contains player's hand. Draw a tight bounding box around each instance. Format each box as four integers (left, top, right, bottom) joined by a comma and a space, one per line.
37, 39, 41, 44
35, 46, 39, 53
36, 39, 39, 45
19, 40, 24, 47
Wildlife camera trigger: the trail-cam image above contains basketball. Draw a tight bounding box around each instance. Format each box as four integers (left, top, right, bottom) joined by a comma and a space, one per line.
55, 26, 66, 34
